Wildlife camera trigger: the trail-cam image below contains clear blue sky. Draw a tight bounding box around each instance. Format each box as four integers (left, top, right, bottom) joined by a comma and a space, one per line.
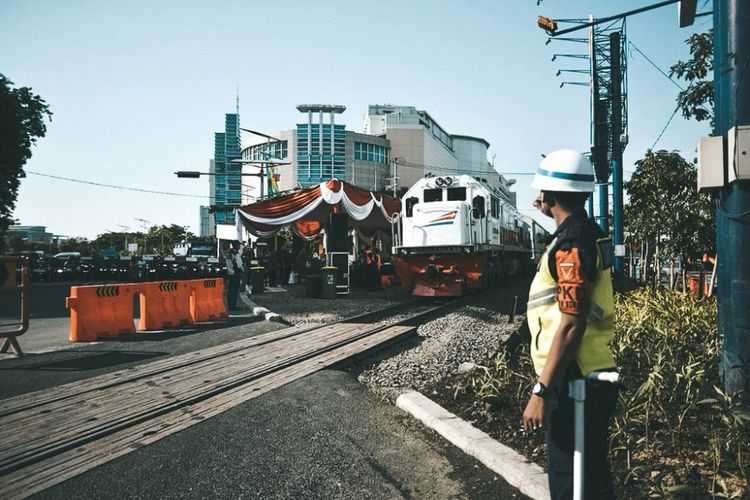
1, 0, 712, 239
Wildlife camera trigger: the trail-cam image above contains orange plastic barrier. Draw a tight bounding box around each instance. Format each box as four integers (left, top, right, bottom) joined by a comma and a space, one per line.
138, 281, 194, 331
687, 272, 716, 298
190, 279, 228, 322
67, 284, 137, 342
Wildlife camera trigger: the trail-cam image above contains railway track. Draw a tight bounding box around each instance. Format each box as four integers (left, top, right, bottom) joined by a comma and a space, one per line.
0, 297, 467, 499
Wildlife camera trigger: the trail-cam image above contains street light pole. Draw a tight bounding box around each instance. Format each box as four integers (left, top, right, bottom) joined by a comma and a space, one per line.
134, 218, 150, 254
116, 224, 130, 253
176, 159, 291, 202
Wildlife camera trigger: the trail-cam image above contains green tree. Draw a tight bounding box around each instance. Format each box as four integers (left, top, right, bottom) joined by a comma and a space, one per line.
670, 29, 713, 126
0, 74, 52, 242
147, 224, 194, 255
625, 150, 715, 269
90, 232, 130, 255
5, 234, 28, 253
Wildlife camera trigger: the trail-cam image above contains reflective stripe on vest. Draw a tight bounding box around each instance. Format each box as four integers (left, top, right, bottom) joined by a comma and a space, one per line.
526, 238, 616, 376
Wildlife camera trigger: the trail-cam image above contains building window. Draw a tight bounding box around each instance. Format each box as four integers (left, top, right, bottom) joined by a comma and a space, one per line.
296, 124, 345, 187
354, 142, 388, 164
246, 140, 288, 161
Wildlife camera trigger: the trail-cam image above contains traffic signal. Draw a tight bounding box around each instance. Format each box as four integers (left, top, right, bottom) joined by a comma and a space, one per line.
678, 0, 697, 27
175, 171, 202, 178
537, 16, 558, 34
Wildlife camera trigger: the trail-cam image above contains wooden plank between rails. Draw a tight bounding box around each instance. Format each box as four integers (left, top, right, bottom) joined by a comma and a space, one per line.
0, 325, 416, 500
0, 323, 384, 464
0, 323, 341, 415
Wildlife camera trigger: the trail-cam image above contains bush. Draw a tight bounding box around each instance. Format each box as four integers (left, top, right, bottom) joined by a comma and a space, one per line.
611, 288, 748, 498
449, 288, 749, 498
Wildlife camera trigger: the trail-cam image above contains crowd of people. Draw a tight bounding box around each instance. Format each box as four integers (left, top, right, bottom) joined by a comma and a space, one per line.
221, 238, 388, 307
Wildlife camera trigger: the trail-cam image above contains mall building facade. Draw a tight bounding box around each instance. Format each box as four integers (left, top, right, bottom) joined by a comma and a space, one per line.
238, 104, 515, 208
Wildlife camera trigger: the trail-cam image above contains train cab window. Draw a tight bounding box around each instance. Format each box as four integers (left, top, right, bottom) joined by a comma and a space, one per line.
405, 197, 419, 217
424, 189, 443, 202
491, 197, 500, 218
472, 195, 486, 218
446, 187, 466, 201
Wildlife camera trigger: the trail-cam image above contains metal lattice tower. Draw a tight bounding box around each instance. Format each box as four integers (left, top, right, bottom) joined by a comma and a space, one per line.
589, 18, 628, 238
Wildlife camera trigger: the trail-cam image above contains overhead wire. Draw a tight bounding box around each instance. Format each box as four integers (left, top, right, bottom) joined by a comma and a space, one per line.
26, 171, 216, 200
393, 159, 534, 178
628, 40, 685, 91
650, 106, 681, 150
628, 39, 712, 151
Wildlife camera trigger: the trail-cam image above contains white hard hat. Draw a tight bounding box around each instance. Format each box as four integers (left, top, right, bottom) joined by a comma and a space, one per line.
531, 149, 595, 192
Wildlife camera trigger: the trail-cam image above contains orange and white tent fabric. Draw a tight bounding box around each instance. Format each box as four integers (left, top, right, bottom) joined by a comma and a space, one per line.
236, 179, 401, 240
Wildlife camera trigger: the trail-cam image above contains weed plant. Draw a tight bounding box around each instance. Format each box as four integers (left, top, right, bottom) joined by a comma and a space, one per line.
449, 287, 749, 498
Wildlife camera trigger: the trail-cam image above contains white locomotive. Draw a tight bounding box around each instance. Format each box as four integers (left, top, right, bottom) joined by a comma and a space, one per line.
392, 174, 547, 296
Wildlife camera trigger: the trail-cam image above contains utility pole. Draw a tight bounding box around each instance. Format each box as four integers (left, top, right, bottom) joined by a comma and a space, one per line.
714, 0, 750, 400
387, 157, 401, 198
610, 31, 625, 273
540, 2, 711, 275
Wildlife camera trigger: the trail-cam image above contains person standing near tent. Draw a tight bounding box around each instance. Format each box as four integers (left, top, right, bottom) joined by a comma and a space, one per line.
225, 240, 244, 310
521, 149, 618, 499
364, 244, 379, 290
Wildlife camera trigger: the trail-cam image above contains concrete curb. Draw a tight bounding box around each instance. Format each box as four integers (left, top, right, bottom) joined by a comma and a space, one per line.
396, 391, 549, 500
239, 294, 293, 325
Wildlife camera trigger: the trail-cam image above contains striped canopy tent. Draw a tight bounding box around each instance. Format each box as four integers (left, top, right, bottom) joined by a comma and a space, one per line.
236, 179, 402, 241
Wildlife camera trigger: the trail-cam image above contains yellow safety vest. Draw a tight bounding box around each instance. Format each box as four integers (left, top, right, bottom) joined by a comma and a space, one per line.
527, 237, 616, 376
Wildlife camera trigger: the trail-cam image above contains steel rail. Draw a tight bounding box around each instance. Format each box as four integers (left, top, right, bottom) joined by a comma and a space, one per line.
0, 298, 427, 418
0, 298, 463, 476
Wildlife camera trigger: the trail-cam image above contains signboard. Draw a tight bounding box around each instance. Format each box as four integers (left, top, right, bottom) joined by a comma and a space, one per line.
208, 257, 219, 263
164, 256, 176, 262
216, 224, 240, 242
102, 248, 117, 257
128, 243, 139, 253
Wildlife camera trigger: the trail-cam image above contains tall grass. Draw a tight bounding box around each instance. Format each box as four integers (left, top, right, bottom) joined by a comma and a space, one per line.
453, 288, 749, 498
611, 288, 748, 498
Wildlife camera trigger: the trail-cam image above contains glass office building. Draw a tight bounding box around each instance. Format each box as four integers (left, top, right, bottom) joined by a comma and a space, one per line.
295, 105, 347, 188
212, 113, 242, 225
296, 123, 346, 187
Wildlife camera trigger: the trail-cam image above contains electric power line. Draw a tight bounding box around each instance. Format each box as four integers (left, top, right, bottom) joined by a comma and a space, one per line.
394, 159, 532, 178
628, 40, 685, 91
26, 171, 215, 200
650, 106, 681, 150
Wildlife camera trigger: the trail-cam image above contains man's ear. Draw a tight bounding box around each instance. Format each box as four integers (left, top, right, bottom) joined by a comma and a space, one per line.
545, 193, 556, 207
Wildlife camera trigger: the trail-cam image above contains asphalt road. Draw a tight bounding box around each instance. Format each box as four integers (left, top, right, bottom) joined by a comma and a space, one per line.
2, 282, 528, 499
30, 369, 525, 499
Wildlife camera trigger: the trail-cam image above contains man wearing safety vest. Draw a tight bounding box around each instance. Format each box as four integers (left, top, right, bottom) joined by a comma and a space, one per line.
521, 149, 618, 499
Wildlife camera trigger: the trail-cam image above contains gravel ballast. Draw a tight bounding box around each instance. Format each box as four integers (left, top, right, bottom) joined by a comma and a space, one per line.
251, 282, 526, 401
358, 305, 523, 400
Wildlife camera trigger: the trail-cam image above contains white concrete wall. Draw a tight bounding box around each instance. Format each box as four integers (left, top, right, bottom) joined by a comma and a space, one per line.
453, 137, 489, 173
385, 127, 426, 188
423, 128, 458, 177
